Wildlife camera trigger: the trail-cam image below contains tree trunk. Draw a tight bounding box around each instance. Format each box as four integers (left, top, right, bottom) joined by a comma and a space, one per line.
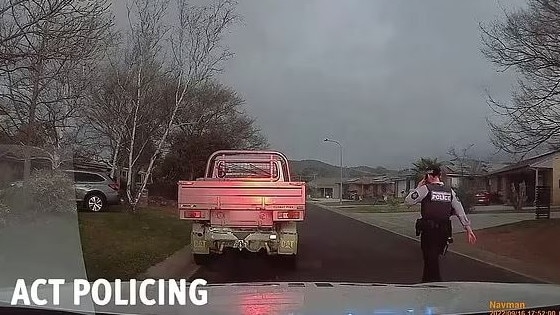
131, 72, 187, 210
110, 137, 121, 180
127, 68, 142, 212
23, 155, 31, 183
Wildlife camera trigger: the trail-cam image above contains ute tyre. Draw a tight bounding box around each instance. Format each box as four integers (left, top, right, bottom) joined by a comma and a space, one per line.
193, 253, 212, 266
279, 254, 297, 269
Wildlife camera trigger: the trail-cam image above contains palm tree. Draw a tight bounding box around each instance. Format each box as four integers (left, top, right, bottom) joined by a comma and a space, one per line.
412, 157, 441, 182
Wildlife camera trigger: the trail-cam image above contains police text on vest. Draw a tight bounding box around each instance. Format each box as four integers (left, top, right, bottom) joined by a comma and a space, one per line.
431, 191, 451, 202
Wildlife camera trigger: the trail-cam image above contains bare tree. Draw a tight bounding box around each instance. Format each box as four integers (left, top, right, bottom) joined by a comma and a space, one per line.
446, 144, 484, 177
155, 81, 268, 182
0, 0, 114, 171
82, 62, 130, 178
102, 0, 238, 211
120, 0, 239, 211
83, 57, 164, 179
101, 0, 171, 208
481, 0, 560, 157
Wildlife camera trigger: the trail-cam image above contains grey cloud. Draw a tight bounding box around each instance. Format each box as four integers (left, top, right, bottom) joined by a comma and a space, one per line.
217, 0, 527, 168
111, 0, 527, 168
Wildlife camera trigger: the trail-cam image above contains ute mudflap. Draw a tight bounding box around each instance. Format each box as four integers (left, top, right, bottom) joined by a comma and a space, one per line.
190, 222, 298, 255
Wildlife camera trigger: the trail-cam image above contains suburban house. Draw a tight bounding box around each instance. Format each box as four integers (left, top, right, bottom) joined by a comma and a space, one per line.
304, 149, 560, 207
392, 170, 417, 198
0, 144, 52, 186
345, 176, 396, 200
307, 176, 395, 200
482, 149, 560, 207
307, 177, 345, 199
0, 144, 116, 185
440, 159, 491, 190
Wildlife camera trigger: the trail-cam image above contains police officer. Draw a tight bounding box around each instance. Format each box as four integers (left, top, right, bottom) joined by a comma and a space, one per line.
404, 166, 477, 282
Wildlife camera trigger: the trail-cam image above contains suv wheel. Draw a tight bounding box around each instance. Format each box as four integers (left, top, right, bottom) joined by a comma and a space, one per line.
86, 194, 105, 212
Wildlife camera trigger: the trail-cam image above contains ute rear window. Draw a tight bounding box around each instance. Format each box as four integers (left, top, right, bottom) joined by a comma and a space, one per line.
216, 161, 279, 179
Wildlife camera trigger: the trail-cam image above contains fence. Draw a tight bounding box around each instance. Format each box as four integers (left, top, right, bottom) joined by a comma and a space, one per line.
535, 186, 551, 219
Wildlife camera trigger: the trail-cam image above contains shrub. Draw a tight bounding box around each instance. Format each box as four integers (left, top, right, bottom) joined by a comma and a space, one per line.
28, 169, 76, 214
386, 196, 402, 211
0, 169, 76, 223
454, 184, 475, 214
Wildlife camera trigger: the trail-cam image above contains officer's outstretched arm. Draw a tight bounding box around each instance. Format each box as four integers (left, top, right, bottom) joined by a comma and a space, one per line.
404, 185, 428, 206
451, 189, 477, 244
451, 189, 471, 229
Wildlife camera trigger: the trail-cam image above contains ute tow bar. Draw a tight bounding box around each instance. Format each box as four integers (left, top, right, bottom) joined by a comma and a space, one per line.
233, 240, 247, 251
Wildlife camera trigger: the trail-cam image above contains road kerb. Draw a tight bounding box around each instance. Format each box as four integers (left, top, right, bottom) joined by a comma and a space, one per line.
312, 202, 553, 284
138, 245, 200, 280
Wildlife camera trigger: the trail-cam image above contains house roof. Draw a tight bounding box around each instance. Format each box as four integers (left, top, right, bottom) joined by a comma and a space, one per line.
346, 176, 395, 185
309, 175, 397, 187
0, 144, 51, 160
308, 177, 346, 187
488, 150, 560, 175
72, 160, 111, 172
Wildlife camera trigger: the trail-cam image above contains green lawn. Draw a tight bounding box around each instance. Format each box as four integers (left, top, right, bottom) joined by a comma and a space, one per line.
473, 217, 560, 232
78, 206, 192, 281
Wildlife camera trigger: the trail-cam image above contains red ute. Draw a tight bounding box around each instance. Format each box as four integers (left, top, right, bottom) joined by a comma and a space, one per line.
178, 150, 305, 267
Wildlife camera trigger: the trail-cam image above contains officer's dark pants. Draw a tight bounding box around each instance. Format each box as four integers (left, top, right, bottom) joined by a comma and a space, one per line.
420, 228, 447, 282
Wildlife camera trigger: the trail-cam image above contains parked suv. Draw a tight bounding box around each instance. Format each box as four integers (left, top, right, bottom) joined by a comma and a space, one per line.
64, 170, 121, 212
6, 169, 120, 212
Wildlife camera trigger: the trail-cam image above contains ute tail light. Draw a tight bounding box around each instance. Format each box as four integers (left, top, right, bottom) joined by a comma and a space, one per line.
108, 183, 119, 191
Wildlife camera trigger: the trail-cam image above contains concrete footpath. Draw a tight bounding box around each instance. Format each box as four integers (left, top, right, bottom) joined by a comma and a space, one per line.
312, 201, 560, 284
341, 210, 559, 239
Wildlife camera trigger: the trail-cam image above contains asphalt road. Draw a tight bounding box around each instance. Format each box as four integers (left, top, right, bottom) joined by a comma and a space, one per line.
188, 203, 535, 284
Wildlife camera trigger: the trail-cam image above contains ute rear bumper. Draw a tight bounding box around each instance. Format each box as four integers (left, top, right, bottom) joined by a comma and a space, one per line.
191, 222, 298, 255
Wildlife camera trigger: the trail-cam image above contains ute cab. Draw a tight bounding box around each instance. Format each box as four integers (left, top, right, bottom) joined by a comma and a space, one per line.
178, 150, 306, 267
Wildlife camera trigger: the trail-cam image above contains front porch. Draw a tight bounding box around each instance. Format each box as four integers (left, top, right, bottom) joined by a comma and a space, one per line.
484, 150, 560, 208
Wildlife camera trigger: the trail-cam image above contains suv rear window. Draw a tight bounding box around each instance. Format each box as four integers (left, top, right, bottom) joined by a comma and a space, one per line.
74, 172, 105, 182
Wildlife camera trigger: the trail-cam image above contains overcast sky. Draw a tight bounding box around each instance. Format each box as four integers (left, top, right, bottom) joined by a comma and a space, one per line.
113, 0, 527, 169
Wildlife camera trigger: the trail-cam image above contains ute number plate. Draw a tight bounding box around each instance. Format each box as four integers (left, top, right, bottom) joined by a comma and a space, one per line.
281, 240, 295, 249
193, 240, 206, 248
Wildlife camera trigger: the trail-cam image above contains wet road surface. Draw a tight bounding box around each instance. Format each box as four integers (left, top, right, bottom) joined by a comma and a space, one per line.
189, 203, 535, 284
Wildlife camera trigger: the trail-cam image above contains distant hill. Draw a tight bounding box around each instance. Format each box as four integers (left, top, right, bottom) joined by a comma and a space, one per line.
289, 159, 401, 179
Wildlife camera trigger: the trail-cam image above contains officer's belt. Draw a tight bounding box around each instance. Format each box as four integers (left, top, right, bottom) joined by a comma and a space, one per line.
418, 218, 450, 230
415, 218, 452, 237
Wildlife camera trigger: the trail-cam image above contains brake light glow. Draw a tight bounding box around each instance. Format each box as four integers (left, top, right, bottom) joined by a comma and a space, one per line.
278, 211, 300, 219
186, 211, 202, 218
108, 183, 119, 191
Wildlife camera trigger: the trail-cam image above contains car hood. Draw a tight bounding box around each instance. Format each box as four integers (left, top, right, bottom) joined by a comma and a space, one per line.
1, 281, 560, 314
